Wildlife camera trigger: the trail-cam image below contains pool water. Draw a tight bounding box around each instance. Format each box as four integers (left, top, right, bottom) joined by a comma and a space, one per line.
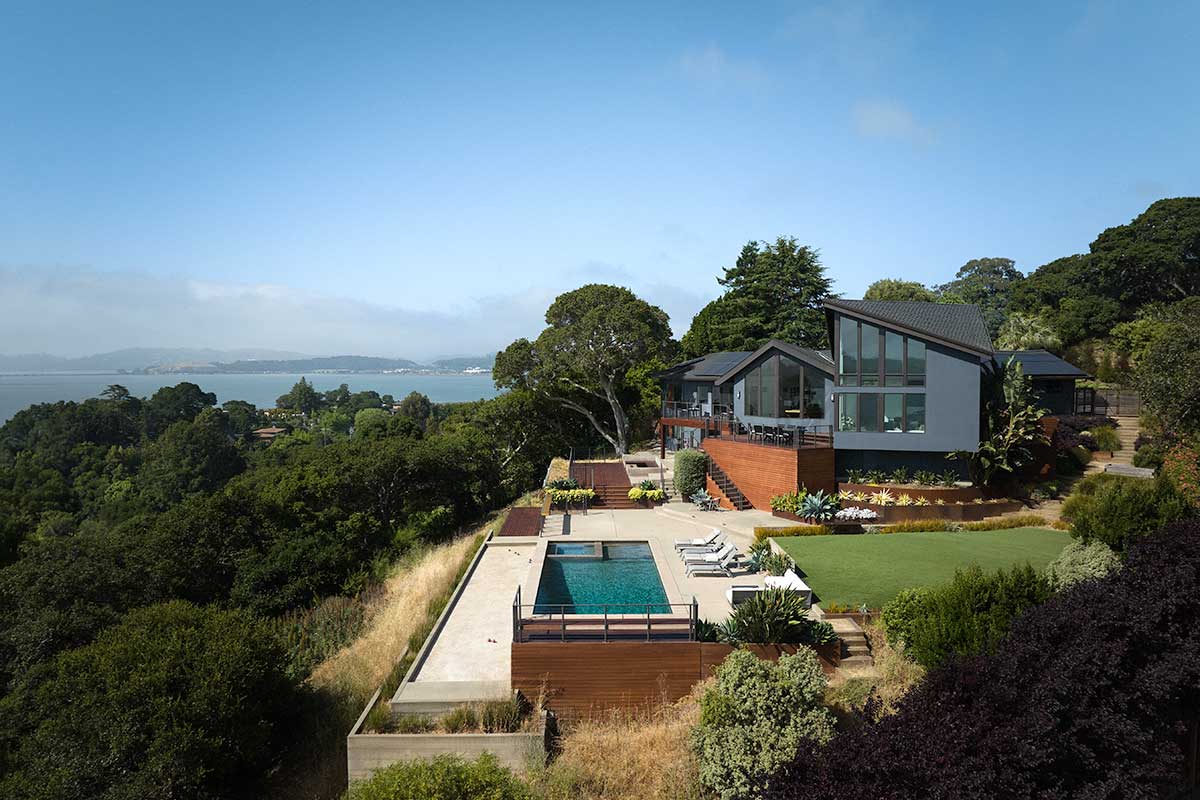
534, 541, 670, 614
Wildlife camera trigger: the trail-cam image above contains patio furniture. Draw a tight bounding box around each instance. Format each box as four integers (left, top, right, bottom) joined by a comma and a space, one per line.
674, 528, 722, 551
687, 551, 738, 577
725, 584, 762, 606
678, 535, 727, 556
682, 542, 736, 565
764, 569, 813, 607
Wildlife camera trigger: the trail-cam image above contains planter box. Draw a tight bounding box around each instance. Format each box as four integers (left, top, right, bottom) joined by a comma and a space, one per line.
839, 482, 983, 503
860, 500, 1024, 522
347, 687, 551, 781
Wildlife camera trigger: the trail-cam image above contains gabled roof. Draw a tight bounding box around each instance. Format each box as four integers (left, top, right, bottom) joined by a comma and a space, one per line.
714, 340, 834, 385
823, 299, 994, 356
657, 351, 752, 381
994, 349, 1090, 379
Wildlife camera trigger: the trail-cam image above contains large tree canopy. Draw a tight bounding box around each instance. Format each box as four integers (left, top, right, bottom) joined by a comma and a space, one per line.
680, 237, 833, 357
493, 284, 672, 454
936, 257, 1023, 339
863, 279, 940, 302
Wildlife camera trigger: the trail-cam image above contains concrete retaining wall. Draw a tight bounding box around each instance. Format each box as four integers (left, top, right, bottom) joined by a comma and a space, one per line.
347, 725, 546, 781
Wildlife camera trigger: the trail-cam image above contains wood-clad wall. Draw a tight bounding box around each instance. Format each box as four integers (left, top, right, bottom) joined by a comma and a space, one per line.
701, 439, 837, 510
511, 641, 839, 718
511, 642, 703, 718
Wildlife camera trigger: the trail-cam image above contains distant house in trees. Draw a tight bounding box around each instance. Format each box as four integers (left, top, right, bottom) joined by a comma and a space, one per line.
993, 349, 1091, 416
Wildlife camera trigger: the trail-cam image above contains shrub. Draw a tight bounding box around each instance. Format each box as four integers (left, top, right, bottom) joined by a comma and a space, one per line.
760, 552, 795, 577
1161, 440, 1200, 507
1089, 425, 1121, 452
765, 520, 1200, 800
692, 649, 835, 799
878, 519, 959, 533
755, 524, 828, 540
889, 467, 911, 484
913, 470, 939, 486
720, 588, 811, 644
1067, 474, 1193, 552
346, 753, 533, 800
1052, 414, 1117, 451
638, 478, 657, 491
1044, 540, 1121, 590
880, 586, 931, 648
1067, 444, 1092, 467
834, 506, 877, 521
275, 594, 368, 679
391, 713, 435, 733
769, 489, 806, 514
440, 705, 479, 733
546, 477, 579, 490
673, 449, 707, 499
1050, 518, 1072, 531
0, 601, 298, 800
901, 564, 1052, 669
480, 694, 528, 733
627, 486, 665, 502
1133, 442, 1166, 470
961, 514, 1048, 531
546, 487, 595, 505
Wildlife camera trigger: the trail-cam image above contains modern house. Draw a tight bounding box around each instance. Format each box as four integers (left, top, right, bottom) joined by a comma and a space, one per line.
658, 299, 1088, 510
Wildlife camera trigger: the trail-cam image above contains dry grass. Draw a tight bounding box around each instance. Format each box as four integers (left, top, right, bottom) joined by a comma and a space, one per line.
824, 622, 924, 728
529, 687, 706, 800
545, 457, 571, 484
307, 533, 479, 700
962, 513, 1048, 531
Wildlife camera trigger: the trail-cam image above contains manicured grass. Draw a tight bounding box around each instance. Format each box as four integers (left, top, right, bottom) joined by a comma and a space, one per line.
774, 528, 1072, 609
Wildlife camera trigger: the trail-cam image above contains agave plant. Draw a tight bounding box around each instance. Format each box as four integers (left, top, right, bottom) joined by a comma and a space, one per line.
725, 588, 811, 644
934, 497, 946, 506
914, 496, 931, 506
799, 489, 838, 521
870, 489, 895, 505
714, 617, 743, 645
852, 491, 870, 502
837, 488, 855, 502
895, 493, 915, 506
746, 539, 772, 571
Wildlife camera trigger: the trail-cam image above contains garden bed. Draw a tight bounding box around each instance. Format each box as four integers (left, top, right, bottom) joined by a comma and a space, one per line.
771, 511, 863, 533
859, 500, 1024, 522
838, 482, 983, 502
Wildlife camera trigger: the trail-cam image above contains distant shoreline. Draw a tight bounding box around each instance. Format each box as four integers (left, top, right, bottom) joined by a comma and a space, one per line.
0, 369, 492, 378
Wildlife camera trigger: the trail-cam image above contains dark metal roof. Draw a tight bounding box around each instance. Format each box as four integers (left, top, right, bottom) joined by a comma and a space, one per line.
824, 299, 994, 355
658, 351, 752, 381
714, 340, 833, 385
994, 350, 1090, 379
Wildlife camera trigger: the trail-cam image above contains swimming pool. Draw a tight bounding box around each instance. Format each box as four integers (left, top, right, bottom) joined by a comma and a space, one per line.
534, 541, 670, 614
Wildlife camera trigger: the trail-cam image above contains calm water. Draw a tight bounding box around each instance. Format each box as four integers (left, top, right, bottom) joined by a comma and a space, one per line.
0, 372, 500, 424
534, 542, 670, 614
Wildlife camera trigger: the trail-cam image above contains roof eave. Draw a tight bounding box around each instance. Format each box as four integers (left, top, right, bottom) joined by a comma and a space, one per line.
822, 299, 994, 358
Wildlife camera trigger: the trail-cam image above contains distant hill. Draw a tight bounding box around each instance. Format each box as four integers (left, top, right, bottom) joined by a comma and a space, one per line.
155, 355, 427, 374
0, 347, 310, 373
430, 354, 495, 371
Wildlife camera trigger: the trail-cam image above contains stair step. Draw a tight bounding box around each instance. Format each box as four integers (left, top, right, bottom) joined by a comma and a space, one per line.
840, 655, 875, 667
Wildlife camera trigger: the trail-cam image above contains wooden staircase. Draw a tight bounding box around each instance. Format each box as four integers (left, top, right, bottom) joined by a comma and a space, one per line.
706, 455, 752, 511
589, 485, 641, 509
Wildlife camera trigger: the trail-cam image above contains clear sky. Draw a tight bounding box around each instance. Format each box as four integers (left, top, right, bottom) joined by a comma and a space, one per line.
1, 1, 1197, 359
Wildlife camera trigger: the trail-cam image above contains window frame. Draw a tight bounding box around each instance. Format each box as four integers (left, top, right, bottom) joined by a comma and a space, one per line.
836, 392, 926, 433
837, 315, 929, 388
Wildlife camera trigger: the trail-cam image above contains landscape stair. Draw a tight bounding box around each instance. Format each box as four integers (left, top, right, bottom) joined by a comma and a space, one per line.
825, 617, 874, 668
705, 454, 752, 511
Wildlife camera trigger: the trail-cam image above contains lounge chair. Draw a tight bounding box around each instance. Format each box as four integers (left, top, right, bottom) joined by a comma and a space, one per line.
674, 528, 721, 551
677, 535, 727, 556
764, 569, 813, 607
687, 551, 738, 577
682, 542, 736, 565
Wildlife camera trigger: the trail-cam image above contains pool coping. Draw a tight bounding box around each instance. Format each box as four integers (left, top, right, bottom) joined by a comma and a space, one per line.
520, 535, 688, 619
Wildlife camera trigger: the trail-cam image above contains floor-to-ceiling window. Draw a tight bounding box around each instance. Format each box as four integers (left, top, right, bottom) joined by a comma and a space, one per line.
740, 353, 828, 420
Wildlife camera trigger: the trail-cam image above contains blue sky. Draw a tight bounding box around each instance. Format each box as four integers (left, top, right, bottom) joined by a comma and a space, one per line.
1, 0, 1197, 359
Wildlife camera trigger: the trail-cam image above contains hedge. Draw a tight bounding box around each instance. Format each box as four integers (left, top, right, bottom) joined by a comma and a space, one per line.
674, 449, 708, 499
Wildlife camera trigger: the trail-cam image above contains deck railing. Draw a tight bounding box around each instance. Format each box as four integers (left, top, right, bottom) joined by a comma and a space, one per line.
706, 415, 833, 450
512, 588, 699, 642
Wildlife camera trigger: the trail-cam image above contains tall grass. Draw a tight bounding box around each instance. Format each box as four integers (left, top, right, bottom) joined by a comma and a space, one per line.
961, 514, 1048, 531
267, 524, 490, 800
527, 689, 705, 800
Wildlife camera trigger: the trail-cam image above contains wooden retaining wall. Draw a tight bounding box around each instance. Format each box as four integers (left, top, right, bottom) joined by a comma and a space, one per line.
511, 641, 839, 718
701, 438, 836, 511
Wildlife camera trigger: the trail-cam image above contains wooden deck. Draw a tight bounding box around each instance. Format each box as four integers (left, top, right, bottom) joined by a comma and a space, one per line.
497, 507, 543, 537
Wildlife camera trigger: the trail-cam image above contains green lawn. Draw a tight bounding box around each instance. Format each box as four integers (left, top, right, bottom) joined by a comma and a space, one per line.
774, 528, 1072, 609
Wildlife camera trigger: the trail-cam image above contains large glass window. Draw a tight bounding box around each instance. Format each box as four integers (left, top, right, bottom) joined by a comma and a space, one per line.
860, 323, 880, 386
883, 394, 904, 432
803, 370, 824, 418
839, 321, 858, 385
780, 356, 802, 414
859, 394, 881, 432
744, 368, 759, 416
838, 394, 857, 431
907, 340, 926, 386
905, 394, 926, 432
885, 332, 904, 386
759, 357, 778, 417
